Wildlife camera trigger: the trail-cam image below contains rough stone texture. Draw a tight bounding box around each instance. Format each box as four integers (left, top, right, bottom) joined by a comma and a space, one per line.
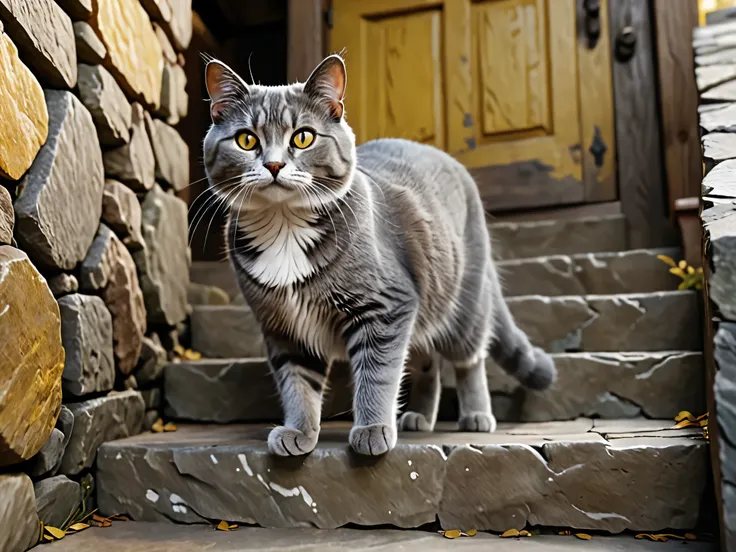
489, 215, 628, 260
0, 185, 13, 244
0, 30, 48, 180
61, 390, 145, 475
78, 64, 132, 146
14, 90, 104, 271
160, 63, 187, 125
145, 116, 189, 191
81, 225, 147, 375
154, 22, 176, 64
190, 306, 264, 358
188, 283, 230, 306
0, 246, 64, 466
141, 388, 162, 410
96, 420, 707, 532
164, 359, 352, 423
498, 248, 682, 297
28, 428, 64, 477
92, 0, 163, 108
57, 0, 95, 20
34, 475, 81, 528
166, 0, 192, 51
714, 323, 736, 544
0, 0, 76, 88
0, 474, 41, 552
102, 179, 144, 249
58, 294, 115, 396
103, 103, 155, 191
141, 0, 171, 23
135, 184, 190, 326
48, 273, 79, 298
74, 21, 106, 64
507, 291, 701, 353
439, 352, 705, 422
135, 335, 167, 386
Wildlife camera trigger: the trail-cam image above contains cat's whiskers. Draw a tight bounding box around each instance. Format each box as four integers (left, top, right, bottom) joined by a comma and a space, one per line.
303, 180, 355, 244
188, 182, 241, 248
194, 183, 244, 251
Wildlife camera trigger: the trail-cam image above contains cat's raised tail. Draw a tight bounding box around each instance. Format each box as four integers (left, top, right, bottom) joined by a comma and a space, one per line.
487, 277, 557, 391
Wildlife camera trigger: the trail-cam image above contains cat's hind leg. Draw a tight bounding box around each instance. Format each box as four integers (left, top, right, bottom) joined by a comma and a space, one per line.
453, 356, 496, 432
398, 351, 441, 432
265, 335, 326, 456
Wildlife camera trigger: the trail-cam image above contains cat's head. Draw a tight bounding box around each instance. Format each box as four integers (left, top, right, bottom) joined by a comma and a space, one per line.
203, 55, 356, 210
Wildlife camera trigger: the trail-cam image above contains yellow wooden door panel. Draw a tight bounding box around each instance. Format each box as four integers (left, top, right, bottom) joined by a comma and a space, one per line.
331, 0, 616, 212
363, 10, 444, 147
477, 0, 550, 136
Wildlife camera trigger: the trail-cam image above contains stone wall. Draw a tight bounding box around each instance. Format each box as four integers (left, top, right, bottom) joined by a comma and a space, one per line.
0, 1, 192, 549
695, 18, 736, 551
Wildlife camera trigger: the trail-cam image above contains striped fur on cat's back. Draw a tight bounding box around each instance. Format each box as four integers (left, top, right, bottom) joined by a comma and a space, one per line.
202, 54, 556, 457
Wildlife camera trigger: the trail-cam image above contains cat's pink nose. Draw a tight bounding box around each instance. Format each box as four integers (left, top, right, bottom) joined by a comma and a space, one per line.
264, 162, 285, 177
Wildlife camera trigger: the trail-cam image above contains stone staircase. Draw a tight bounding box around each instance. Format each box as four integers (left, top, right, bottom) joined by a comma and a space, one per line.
95, 213, 710, 534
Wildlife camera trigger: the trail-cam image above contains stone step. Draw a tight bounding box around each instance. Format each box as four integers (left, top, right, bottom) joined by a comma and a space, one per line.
508, 291, 701, 353
40, 523, 718, 551
191, 291, 700, 359
96, 419, 707, 533
163, 352, 705, 424
489, 214, 628, 260
498, 248, 681, 297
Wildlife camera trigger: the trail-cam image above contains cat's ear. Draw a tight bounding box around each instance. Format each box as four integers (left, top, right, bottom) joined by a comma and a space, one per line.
304, 54, 347, 121
205, 60, 248, 123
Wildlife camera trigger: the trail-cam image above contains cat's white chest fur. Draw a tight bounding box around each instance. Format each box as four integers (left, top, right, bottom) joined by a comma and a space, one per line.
239, 203, 322, 288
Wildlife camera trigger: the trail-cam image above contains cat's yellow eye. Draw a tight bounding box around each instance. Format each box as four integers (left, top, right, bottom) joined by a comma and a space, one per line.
292, 128, 315, 149
236, 132, 258, 151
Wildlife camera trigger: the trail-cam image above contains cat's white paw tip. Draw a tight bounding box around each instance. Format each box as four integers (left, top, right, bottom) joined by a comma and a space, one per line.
349, 423, 396, 455
458, 412, 496, 433
268, 426, 318, 456
398, 411, 434, 432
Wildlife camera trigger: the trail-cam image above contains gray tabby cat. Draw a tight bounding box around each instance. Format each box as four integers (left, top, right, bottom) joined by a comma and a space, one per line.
203, 54, 556, 456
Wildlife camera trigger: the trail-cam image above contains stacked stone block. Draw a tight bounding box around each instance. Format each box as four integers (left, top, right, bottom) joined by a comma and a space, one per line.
0, 1, 192, 549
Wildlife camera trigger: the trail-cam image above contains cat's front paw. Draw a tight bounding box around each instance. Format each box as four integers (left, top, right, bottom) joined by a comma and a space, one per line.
458, 412, 497, 433
268, 426, 318, 456
398, 411, 434, 432
349, 423, 396, 455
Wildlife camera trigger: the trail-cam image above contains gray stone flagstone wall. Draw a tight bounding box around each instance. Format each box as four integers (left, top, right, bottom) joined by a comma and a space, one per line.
0, 1, 192, 549
695, 16, 736, 552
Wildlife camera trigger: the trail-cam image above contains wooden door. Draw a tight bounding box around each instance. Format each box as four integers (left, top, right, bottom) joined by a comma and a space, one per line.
330, 0, 616, 212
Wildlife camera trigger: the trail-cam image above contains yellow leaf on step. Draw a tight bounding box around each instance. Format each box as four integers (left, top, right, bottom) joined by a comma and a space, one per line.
216, 521, 230, 531
229, 524, 238, 530
500, 529, 520, 538
163, 422, 178, 432
67, 523, 90, 532
44, 526, 66, 540
559, 530, 572, 536
685, 533, 697, 540
464, 529, 477, 537
675, 411, 694, 422
443, 530, 461, 539
519, 530, 531, 537
574, 533, 592, 540
657, 254, 676, 267
151, 418, 164, 433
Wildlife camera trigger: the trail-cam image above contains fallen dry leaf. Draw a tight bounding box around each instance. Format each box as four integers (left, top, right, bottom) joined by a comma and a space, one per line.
229, 524, 238, 530
575, 533, 592, 540
44, 526, 65, 540
500, 529, 520, 538
685, 533, 698, 540
216, 520, 230, 531
559, 530, 572, 536
463, 529, 478, 537
151, 418, 164, 433
519, 530, 531, 537
443, 529, 462, 539
67, 522, 90, 532
163, 422, 178, 432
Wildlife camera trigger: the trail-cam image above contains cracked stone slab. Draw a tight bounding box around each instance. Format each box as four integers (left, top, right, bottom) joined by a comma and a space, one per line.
489, 215, 627, 260
164, 359, 352, 423
102, 179, 144, 249
190, 306, 264, 358
34, 475, 81, 528
78, 64, 132, 147
483, 352, 705, 421
498, 248, 682, 297
61, 390, 144, 475
14, 90, 104, 271
74, 21, 106, 64
144, 117, 189, 191
103, 103, 155, 191
507, 291, 701, 353
95, 421, 707, 533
